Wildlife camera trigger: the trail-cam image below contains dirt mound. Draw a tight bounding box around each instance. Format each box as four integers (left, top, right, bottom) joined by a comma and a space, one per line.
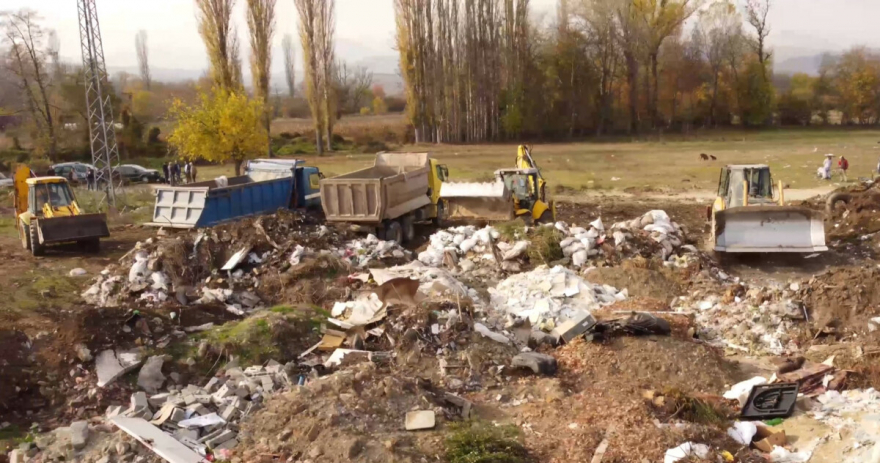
796, 266, 880, 335
504, 337, 747, 462
584, 262, 685, 302
828, 191, 880, 241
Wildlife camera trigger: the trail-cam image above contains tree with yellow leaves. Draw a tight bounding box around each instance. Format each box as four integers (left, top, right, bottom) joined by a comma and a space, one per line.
167, 88, 266, 176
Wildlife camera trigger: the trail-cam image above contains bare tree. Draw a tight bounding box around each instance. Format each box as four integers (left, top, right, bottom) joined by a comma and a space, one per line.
745, 0, 771, 68
294, 0, 334, 155
2, 10, 57, 158
697, 1, 741, 126
334, 62, 373, 114
282, 33, 296, 97
195, 0, 240, 90
247, 0, 276, 156
135, 30, 151, 89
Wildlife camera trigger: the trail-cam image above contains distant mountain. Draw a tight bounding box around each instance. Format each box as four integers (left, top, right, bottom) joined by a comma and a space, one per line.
773, 54, 827, 76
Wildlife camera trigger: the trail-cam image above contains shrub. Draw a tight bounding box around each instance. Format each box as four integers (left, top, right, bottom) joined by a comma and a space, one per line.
446, 422, 531, 463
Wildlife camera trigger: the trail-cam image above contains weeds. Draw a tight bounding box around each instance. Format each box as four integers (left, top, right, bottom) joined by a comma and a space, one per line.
527, 226, 563, 264
663, 388, 732, 426
446, 421, 532, 463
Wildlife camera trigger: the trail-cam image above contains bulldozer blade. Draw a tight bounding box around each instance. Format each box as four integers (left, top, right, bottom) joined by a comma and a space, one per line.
37, 214, 110, 244
714, 206, 827, 253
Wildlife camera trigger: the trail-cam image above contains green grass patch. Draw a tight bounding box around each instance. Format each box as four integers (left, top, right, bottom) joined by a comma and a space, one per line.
495, 221, 526, 242
446, 421, 532, 463
0, 216, 17, 238
526, 226, 563, 264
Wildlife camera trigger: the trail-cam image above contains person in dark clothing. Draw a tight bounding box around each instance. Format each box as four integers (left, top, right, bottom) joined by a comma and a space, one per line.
87, 168, 95, 190
171, 162, 181, 185
163, 162, 171, 184
47, 167, 56, 176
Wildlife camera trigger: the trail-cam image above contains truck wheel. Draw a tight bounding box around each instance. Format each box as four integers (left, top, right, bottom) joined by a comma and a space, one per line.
402, 215, 415, 243
30, 223, 45, 256
141, 175, 150, 183
79, 238, 101, 254
432, 202, 446, 227
385, 220, 403, 245
20, 224, 31, 250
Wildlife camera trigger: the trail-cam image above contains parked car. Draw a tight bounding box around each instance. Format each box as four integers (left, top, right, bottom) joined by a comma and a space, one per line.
115, 164, 164, 184
50, 162, 93, 184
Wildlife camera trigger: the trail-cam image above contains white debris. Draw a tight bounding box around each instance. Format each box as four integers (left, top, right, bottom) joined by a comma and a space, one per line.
289, 245, 308, 265
330, 294, 384, 326
768, 446, 812, 463
370, 262, 479, 304
69, 268, 87, 277
488, 266, 624, 327
332, 236, 408, 268
723, 376, 767, 406
474, 323, 511, 344
727, 421, 757, 445
664, 442, 710, 463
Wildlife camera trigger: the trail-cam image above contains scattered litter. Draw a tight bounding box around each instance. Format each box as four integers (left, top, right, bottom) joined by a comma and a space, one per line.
474, 323, 511, 344
664, 442, 709, 463
404, 410, 436, 431
726, 421, 757, 445
96, 349, 143, 388
723, 376, 767, 406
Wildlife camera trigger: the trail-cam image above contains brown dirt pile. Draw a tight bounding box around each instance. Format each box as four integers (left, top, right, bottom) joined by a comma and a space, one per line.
584, 260, 685, 302
496, 337, 748, 462
796, 266, 880, 335
828, 191, 880, 241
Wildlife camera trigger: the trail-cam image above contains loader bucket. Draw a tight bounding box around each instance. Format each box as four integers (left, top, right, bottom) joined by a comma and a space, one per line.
37, 213, 110, 244
440, 181, 514, 221
714, 206, 827, 253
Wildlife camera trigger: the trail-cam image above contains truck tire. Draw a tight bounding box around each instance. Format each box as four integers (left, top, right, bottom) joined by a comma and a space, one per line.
30, 222, 45, 256
402, 215, 415, 243
432, 202, 445, 227
385, 220, 403, 245
21, 223, 31, 250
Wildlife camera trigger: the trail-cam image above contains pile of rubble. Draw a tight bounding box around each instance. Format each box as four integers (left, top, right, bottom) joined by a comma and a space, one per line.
488, 265, 626, 330
675, 284, 806, 355
417, 210, 695, 277
82, 216, 408, 311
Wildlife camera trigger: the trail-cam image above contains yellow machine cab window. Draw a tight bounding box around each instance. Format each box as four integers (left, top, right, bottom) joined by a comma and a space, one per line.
33, 182, 74, 211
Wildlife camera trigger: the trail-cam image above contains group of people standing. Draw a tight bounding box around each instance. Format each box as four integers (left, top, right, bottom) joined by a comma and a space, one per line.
817, 154, 849, 181
163, 161, 197, 185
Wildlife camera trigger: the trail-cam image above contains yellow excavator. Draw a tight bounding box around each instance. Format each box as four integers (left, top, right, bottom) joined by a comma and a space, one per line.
440, 145, 556, 223
14, 166, 109, 256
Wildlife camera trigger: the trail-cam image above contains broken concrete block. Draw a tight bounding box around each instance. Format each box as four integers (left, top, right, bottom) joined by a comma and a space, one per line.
511, 352, 558, 376
550, 311, 597, 344
69, 421, 89, 450
212, 384, 233, 401
260, 376, 275, 393
173, 428, 200, 441
220, 405, 239, 422
204, 377, 220, 393
405, 410, 436, 431
131, 392, 149, 411
206, 430, 237, 447
96, 349, 142, 388
265, 360, 282, 374
528, 330, 558, 348
148, 392, 172, 407
214, 438, 238, 450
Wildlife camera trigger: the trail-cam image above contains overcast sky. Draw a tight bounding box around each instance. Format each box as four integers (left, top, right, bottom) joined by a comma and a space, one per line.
5, 0, 880, 74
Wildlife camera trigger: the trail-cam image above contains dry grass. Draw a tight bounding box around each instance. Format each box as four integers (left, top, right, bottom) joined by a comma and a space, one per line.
272, 113, 409, 144
167, 128, 880, 193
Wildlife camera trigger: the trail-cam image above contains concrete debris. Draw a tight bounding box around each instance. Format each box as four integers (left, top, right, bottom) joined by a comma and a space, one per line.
489, 265, 624, 328
96, 349, 143, 388
74, 343, 92, 363
68, 421, 89, 450
474, 323, 511, 344
332, 234, 410, 268
137, 355, 166, 394
370, 262, 480, 304
404, 410, 436, 431
675, 284, 804, 355
418, 225, 501, 267
551, 310, 597, 343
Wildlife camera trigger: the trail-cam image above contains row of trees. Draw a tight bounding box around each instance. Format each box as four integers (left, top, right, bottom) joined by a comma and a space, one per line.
394, 0, 781, 141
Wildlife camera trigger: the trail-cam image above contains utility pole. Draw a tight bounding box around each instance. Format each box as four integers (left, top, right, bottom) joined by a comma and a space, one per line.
77, 0, 122, 207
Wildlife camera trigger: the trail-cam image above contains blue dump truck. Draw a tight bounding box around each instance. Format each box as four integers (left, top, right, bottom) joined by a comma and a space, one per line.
146, 159, 322, 229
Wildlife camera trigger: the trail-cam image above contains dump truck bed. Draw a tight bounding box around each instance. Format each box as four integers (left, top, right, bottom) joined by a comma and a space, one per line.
320, 152, 432, 223
147, 161, 301, 229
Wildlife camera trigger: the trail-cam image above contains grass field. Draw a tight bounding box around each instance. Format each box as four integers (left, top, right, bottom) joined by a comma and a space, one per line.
199, 128, 880, 193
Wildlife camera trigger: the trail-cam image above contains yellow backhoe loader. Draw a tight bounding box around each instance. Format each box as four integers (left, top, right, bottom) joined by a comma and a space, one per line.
440, 145, 556, 223
710, 164, 826, 253
14, 166, 110, 256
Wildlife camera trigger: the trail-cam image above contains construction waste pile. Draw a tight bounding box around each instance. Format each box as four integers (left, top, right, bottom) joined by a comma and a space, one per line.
18, 203, 880, 463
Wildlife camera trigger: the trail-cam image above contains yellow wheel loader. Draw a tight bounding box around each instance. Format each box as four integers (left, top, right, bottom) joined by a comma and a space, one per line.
710, 165, 826, 253
440, 149, 556, 223
14, 166, 110, 256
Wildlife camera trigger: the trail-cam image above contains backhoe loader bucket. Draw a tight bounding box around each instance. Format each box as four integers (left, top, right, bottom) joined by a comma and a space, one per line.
714, 206, 827, 253
37, 213, 110, 244
440, 181, 514, 221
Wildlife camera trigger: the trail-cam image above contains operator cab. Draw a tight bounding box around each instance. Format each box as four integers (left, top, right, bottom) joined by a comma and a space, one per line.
719, 165, 776, 208
26, 178, 76, 216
